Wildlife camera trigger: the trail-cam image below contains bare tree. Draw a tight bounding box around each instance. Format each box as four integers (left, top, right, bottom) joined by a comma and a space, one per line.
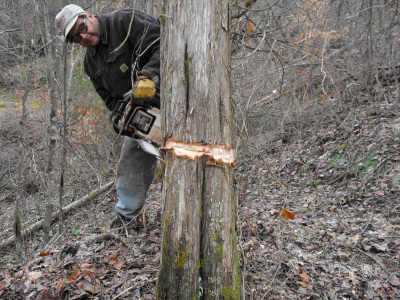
40, 0, 60, 244
14, 64, 33, 260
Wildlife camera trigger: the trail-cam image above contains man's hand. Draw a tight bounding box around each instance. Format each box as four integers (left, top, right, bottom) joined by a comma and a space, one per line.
133, 75, 156, 99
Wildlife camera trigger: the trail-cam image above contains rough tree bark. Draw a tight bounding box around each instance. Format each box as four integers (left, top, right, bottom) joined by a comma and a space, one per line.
156, 1, 242, 299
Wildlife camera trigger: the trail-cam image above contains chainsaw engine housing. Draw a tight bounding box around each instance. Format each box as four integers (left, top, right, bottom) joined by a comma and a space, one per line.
109, 95, 162, 148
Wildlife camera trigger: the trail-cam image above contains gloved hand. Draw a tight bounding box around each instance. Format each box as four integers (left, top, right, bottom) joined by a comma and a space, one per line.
133, 75, 156, 99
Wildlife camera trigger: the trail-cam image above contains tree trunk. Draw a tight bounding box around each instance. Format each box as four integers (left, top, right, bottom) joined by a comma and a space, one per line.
15, 64, 33, 259
41, 0, 59, 244
59, 40, 68, 235
157, 1, 242, 299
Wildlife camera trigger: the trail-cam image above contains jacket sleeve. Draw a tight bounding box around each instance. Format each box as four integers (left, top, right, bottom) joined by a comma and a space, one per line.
121, 10, 160, 81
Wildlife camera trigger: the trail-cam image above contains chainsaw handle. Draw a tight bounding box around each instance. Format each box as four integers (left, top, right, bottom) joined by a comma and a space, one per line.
108, 92, 160, 136
126, 92, 160, 108
109, 95, 131, 136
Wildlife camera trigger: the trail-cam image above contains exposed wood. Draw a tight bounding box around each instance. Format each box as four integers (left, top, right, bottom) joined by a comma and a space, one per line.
0, 181, 114, 250
163, 139, 235, 165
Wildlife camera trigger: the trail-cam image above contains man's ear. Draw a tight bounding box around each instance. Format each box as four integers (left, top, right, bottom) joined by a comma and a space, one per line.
86, 12, 95, 20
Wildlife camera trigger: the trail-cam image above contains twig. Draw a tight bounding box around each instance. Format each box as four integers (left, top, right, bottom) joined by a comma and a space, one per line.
247, 141, 286, 190
360, 212, 374, 234
357, 248, 390, 274
0, 170, 8, 182
0, 28, 22, 35
112, 0, 137, 53
232, 29, 267, 60
231, 0, 281, 19
360, 157, 390, 190
111, 278, 157, 300
39, 233, 64, 252
35, 35, 58, 53
261, 264, 280, 299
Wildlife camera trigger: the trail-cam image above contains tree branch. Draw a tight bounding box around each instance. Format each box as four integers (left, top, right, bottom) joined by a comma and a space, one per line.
0, 29, 22, 35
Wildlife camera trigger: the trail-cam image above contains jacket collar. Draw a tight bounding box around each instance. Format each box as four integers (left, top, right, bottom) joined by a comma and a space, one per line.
96, 15, 109, 45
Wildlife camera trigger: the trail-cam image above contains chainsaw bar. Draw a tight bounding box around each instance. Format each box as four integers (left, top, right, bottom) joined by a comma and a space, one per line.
137, 139, 161, 158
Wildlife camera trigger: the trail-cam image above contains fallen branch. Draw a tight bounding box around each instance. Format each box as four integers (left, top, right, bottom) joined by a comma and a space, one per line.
0, 181, 114, 250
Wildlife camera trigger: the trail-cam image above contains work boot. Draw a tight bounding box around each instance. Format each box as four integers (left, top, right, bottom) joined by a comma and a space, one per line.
110, 211, 147, 230
110, 213, 134, 229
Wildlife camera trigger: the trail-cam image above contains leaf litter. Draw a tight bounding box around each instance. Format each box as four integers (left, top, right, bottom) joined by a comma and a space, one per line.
236, 94, 400, 299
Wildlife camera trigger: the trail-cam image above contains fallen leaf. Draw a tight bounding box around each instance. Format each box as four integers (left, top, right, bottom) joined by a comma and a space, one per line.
306, 245, 315, 251
375, 190, 385, 196
370, 243, 388, 252
28, 271, 43, 283
349, 234, 361, 247
389, 275, 400, 287
349, 270, 358, 286
248, 22, 255, 34
41, 290, 60, 300
67, 265, 81, 282
39, 251, 50, 256
281, 207, 295, 220
149, 230, 158, 243
113, 260, 126, 270
269, 210, 279, 216
298, 267, 310, 282
297, 281, 307, 287
336, 251, 350, 260
361, 264, 374, 277
80, 263, 95, 272
379, 288, 396, 299
83, 270, 100, 285
56, 278, 65, 293
297, 281, 313, 290
77, 281, 101, 295
109, 252, 118, 263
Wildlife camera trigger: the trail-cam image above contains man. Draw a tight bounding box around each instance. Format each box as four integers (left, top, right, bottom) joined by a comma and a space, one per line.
55, 4, 160, 228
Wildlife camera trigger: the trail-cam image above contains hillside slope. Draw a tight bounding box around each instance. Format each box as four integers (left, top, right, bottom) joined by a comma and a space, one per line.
0, 87, 399, 299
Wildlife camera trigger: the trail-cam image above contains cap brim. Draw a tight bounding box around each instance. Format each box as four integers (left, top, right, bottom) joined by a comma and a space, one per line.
63, 14, 79, 42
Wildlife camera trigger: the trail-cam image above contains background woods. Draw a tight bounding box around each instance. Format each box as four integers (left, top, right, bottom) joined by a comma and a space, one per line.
0, 0, 399, 299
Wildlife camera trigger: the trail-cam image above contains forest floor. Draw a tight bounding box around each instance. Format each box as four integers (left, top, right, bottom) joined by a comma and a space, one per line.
0, 87, 399, 299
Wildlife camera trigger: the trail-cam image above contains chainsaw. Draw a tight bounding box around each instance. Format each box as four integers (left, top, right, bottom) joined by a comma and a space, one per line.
109, 93, 161, 157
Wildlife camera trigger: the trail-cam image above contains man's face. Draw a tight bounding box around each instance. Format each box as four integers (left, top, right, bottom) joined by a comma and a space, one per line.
68, 14, 100, 47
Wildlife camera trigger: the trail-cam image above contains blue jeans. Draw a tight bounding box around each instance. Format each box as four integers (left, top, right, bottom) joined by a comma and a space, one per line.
115, 137, 157, 219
